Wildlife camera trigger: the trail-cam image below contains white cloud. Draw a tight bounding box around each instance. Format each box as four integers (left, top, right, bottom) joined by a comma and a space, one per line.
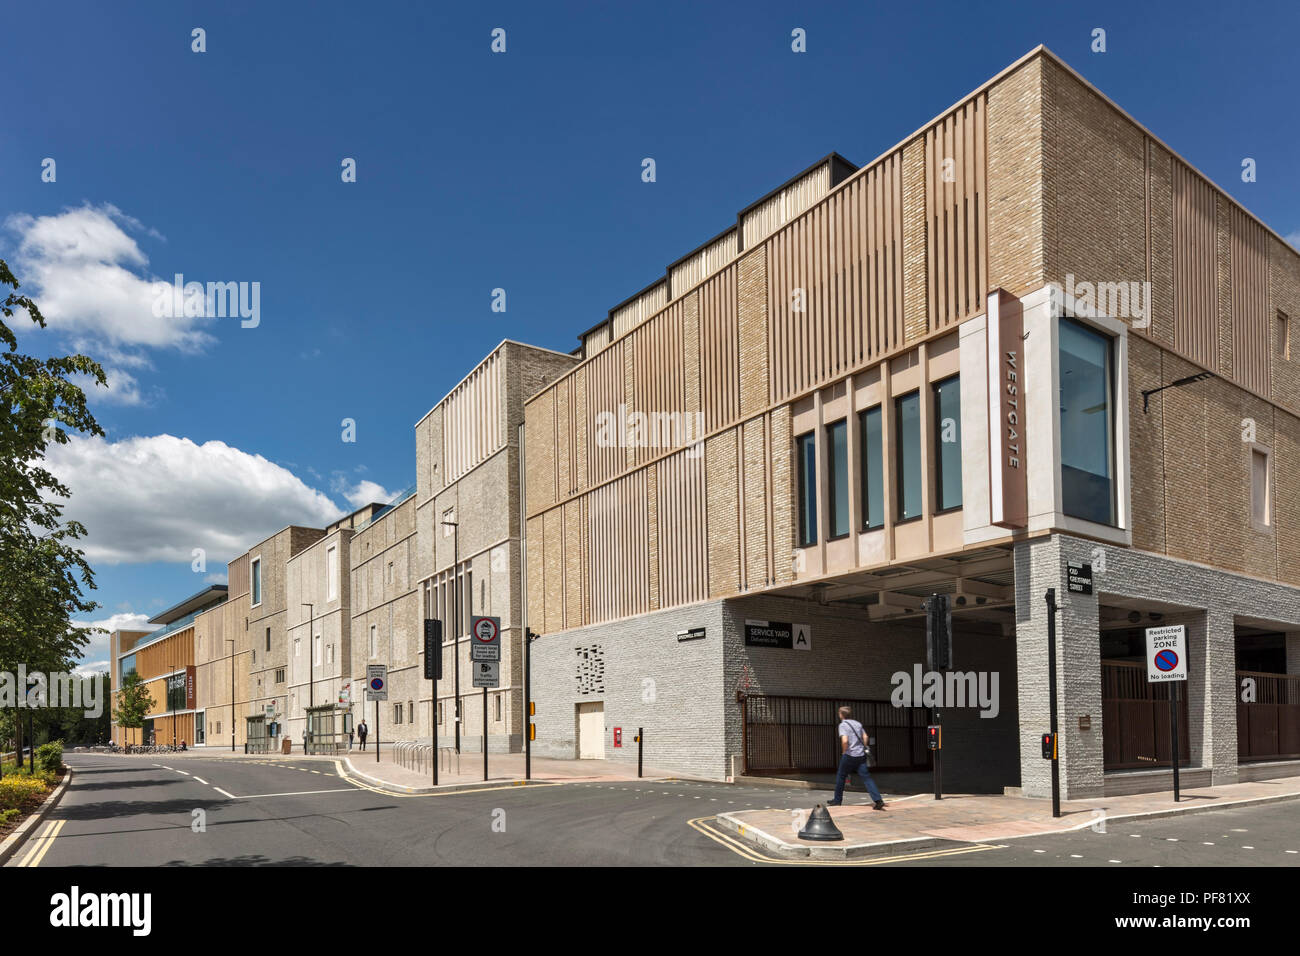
338, 478, 394, 509
5, 203, 213, 353
47, 434, 345, 565
1286, 230, 1300, 251
73, 365, 163, 407
204, 572, 228, 585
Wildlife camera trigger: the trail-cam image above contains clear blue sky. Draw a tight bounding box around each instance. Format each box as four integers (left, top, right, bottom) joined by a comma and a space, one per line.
3, 0, 1297, 667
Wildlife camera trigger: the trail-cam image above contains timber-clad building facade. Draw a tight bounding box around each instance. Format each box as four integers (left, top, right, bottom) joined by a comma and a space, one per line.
112, 46, 1300, 800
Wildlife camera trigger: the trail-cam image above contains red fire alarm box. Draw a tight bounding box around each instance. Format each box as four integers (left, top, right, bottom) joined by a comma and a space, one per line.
613, 727, 623, 748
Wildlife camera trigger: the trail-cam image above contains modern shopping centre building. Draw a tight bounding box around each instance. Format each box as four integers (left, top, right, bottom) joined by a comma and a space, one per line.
113, 46, 1300, 799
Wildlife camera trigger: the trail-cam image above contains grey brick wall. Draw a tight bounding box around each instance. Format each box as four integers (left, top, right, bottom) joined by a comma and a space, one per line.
1016, 533, 1300, 799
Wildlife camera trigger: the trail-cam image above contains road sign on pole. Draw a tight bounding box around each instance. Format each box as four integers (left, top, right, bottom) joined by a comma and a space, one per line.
1146, 624, 1187, 802
472, 660, 499, 688
470, 615, 501, 661
366, 664, 388, 701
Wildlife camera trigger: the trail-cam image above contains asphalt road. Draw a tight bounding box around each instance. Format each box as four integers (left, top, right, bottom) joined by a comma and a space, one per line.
12, 754, 1300, 867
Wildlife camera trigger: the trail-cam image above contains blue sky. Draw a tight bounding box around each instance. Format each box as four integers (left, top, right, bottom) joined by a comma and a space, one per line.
3, 0, 1297, 669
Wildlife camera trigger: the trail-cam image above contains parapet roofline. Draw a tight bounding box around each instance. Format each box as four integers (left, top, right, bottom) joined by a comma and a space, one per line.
147, 585, 229, 626
412, 338, 579, 428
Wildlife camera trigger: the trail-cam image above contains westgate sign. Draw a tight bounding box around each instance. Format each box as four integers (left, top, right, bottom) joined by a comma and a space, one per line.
987, 288, 1027, 529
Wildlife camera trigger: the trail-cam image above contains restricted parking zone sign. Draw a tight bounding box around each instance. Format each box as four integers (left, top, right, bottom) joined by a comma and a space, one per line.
1145, 624, 1187, 682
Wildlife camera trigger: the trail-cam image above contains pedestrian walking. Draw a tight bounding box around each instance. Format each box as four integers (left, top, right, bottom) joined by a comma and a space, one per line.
357, 719, 368, 751
828, 706, 885, 810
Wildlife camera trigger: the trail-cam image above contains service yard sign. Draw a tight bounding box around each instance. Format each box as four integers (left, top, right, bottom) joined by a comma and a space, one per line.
1145, 625, 1188, 682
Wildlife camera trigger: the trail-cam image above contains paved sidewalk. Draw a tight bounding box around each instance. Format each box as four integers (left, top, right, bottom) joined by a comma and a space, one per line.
338, 750, 681, 793
717, 774, 1300, 859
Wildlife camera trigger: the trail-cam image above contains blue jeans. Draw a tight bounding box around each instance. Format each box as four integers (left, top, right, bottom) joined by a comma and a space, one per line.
832, 753, 882, 804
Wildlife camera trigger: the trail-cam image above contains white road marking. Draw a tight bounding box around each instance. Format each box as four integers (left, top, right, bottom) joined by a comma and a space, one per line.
214, 787, 236, 799
175, 770, 190, 776
194, 777, 209, 785
1242, 845, 1254, 849
235, 788, 357, 799
1108, 859, 1122, 863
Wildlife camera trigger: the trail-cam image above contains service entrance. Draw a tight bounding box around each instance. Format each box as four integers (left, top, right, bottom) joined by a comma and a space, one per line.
1236, 628, 1300, 762
576, 702, 604, 759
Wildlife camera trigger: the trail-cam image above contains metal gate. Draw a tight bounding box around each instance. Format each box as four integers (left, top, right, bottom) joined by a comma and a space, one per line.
1102, 660, 1189, 770
1237, 670, 1300, 761
741, 694, 930, 775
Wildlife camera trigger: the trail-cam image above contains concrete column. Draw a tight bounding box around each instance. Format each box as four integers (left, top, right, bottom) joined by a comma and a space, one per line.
1013, 535, 1104, 799
1204, 610, 1239, 784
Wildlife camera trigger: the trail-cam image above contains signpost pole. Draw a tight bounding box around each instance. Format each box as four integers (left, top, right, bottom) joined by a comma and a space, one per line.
375, 697, 380, 763
1046, 588, 1061, 819
1170, 683, 1181, 802
483, 687, 488, 781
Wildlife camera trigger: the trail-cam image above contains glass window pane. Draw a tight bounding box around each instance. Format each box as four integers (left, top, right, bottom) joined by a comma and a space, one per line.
934, 375, 962, 511
796, 432, 817, 547
896, 392, 922, 521
860, 406, 883, 529
826, 420, 848, 538
1059, 320, 1115, 525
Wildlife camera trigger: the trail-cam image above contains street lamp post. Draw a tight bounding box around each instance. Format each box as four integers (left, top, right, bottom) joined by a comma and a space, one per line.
303, 603, 314, 755
225, 639, 235, 752
441, 520, 460, 753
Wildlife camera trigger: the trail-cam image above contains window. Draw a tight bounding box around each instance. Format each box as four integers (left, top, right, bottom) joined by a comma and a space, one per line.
859, 406, 884, 530
265, 627, 271, 653
314, 635, 321, 666
294, 638, 301, 657
327, 545, 339, 601
275, 668, 285, 684
1251, 448, 1271, 528
826, 420, 849, 539
895, 391, 922, 521
386, 561, 393, 586
252, 649, 256, 664
327, 644, 334, 665
216, 720, 221, 736
1279, 312, 1291, 361
395, 703, 403, 724
369, 624, 376, 657
933, 375, 962, 511
796, 431, 817, 547
119, 653, 137, 682
408, 700, 415, 725
250, 557, 262, 606
438, 702, 444, 725
1059, 319, 1116, 525
494, 694, 502, 723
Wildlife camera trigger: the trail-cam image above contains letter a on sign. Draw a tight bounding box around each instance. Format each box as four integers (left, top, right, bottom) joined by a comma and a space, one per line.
793, 623, 812, 651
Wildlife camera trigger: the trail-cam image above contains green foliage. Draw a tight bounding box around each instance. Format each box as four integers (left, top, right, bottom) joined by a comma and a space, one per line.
35, 740, 63, 774
0, 257, 105, 680
0, 774, 49, 810
0, 807, 19, 826
114, 670, 151, 729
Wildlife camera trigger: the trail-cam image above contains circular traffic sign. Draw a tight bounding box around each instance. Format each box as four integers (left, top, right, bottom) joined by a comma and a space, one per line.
370, 677, 385, 691
1154, 649, 1179, 672
474, 618, 498, 642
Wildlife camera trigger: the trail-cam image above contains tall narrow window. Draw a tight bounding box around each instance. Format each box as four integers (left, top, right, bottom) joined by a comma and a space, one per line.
250, 557, 262, 606
314, 634, 321, 666
265, 627, 271, 653
369, 624, 376, 657
933, 375, 963, 511
1279, 312, 1291, 361
895, 392, 922, 521
826, 420, 849, 539
796, 432, 817, 547
1251, 448, 1271, 528
859, 406, 884, 530
1059, 319, 1116, 525
327, 545, 338, 601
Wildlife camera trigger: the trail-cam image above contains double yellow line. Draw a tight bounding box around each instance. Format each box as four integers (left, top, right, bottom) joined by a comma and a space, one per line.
14, 819, 66, 868
688, 816, 1004, 866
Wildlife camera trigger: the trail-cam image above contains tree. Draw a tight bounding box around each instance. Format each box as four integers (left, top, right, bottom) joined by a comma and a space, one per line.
113, 670, 151, 744
0, 258, 105, 684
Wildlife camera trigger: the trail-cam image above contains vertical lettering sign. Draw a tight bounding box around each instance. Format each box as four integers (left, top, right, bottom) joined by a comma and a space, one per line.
185, 665, 196, 710
987, 289, 1027, 528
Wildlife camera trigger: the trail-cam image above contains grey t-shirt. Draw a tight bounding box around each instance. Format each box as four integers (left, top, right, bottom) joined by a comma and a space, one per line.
838, 719, 867, 757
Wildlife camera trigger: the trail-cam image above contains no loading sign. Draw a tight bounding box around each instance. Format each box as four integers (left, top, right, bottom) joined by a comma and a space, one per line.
471, 615, 501, 661
1145, 625, 1187, 682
